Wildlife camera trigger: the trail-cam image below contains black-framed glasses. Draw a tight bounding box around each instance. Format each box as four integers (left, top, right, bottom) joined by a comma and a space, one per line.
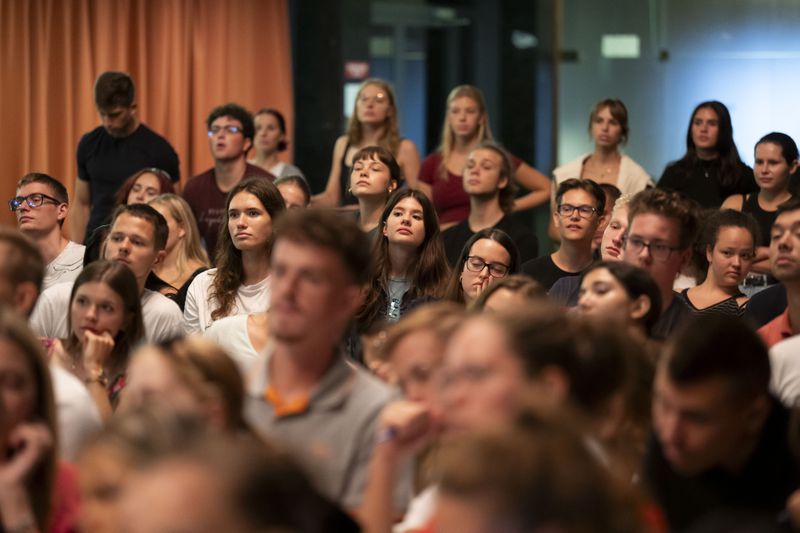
207, 125, 243, 137
625, 236, 680, 261
465, 255, 510, 278
556, 204, 598, 219
9, 193, 62, 211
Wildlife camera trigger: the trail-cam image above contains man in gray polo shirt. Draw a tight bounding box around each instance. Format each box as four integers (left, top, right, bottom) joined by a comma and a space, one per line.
244, 208, 403, 514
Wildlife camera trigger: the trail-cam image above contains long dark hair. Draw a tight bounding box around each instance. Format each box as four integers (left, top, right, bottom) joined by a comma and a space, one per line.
211, 177, 285, 320
65, 261, 145, 379
0, 308, 58, 531
677, 101, 745, 189
582, 261, 661, 333
444, 228, 521, 304
356, 189, 450, 329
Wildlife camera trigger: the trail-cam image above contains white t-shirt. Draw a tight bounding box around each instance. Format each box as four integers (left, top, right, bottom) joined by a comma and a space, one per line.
30, 282, 184, 342
183, 268, 270, 333
204, 313, 263, 375
43, 241, 85, 291
50, 365, 102, 461
770, 335, 800, 407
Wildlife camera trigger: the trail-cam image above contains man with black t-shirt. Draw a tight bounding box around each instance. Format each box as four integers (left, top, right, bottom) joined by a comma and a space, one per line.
72, 71, 180, 243
522, 179, 604, 291
442, 142, 538, 265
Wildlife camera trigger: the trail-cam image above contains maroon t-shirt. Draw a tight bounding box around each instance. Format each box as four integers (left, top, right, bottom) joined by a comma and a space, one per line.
182, 163, 274, 261
419, 151, 522, 225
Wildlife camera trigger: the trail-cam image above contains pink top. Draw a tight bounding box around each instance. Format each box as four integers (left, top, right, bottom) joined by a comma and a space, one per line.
419, 151, 522, 225
50, 461, 81, 533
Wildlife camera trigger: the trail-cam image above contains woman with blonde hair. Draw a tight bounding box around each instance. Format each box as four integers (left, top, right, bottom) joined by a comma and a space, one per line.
419, 84, 551, 227
314, 78, 421, 207
148, 194, 209, 310
120, 337, 249, 433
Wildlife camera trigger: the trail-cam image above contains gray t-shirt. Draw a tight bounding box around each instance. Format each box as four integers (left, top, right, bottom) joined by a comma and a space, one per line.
386, 278, 411, 322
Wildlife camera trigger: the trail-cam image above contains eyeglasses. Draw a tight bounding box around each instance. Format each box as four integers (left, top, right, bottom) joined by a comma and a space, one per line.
358, 93, 388, 105
9, 193, 62, 211
207, 125, 243, 137
556, 204, 598, 219
625, 236, 680, 261
465, 255, 510, 278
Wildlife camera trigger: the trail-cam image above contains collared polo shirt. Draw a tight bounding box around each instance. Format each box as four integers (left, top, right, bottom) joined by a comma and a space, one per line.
244, 350, 406, 511
759, 308, 794, 349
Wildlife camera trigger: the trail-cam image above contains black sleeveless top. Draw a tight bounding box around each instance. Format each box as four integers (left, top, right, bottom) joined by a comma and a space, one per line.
338, 141, 358, 206
741, 193, 792, 246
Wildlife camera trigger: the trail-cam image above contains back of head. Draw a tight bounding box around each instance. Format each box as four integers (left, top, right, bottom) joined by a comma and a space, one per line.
272, 208, 371, 285
438, 411, 642, 533
158, 336, 247, 431
470, 274, 546, 311
94, 71, 135, 109
0, 226, 45, 302
663, 315, 769, 402
628, 187, 699, 249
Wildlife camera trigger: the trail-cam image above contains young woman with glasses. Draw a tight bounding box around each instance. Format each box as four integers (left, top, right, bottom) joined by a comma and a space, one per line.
444, 228, 520, 305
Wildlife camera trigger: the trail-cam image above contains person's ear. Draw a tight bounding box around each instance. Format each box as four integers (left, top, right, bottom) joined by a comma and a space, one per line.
152, 249, 166, 268
679, 247, 692, 270
706, 245, 714, 265
243, 137, 253, 153
742, 394, 770, 435
536, 365, 570, 405
13, 282, 39, 317
629, 294, 651, 322
388, 180, 397, 193
57, 202, 68, 223
498, 175, 509, 191
382, 221, 388, 238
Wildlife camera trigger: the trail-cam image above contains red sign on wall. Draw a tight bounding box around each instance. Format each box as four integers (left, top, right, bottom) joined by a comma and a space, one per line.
344, 61, 370, 80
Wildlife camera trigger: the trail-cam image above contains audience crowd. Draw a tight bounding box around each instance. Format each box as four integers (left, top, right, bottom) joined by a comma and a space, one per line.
4, 70, 800, 533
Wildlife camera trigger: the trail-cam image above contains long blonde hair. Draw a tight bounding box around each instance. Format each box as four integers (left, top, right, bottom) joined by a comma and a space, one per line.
437, 85, 494, 179
345, 78, 401, 156
149, 194, 209, 274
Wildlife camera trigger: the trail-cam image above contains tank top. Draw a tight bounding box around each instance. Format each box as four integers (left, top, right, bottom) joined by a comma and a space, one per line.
741, 193, 792, 246
338, 141, 358, 206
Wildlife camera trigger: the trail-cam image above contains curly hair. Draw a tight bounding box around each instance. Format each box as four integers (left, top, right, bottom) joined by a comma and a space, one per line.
210, 178, 285, 321
356, 189, 451, 331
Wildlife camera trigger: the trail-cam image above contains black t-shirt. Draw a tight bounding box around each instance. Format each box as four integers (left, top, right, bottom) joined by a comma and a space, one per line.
442, 213, 539, 266
650, 293, 690, 340
658, 158, 756, 208
77, 124, 180, 240
522, 255, 581, 292
643, 399, 798, 531
745, 284, 787, 329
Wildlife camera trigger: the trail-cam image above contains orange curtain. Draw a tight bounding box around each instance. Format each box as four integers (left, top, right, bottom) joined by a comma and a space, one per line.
0, 0, 293, 233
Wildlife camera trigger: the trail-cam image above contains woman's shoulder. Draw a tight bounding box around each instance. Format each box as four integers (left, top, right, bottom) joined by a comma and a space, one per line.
187, 268, 217, 291
552, 153, 590, 183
